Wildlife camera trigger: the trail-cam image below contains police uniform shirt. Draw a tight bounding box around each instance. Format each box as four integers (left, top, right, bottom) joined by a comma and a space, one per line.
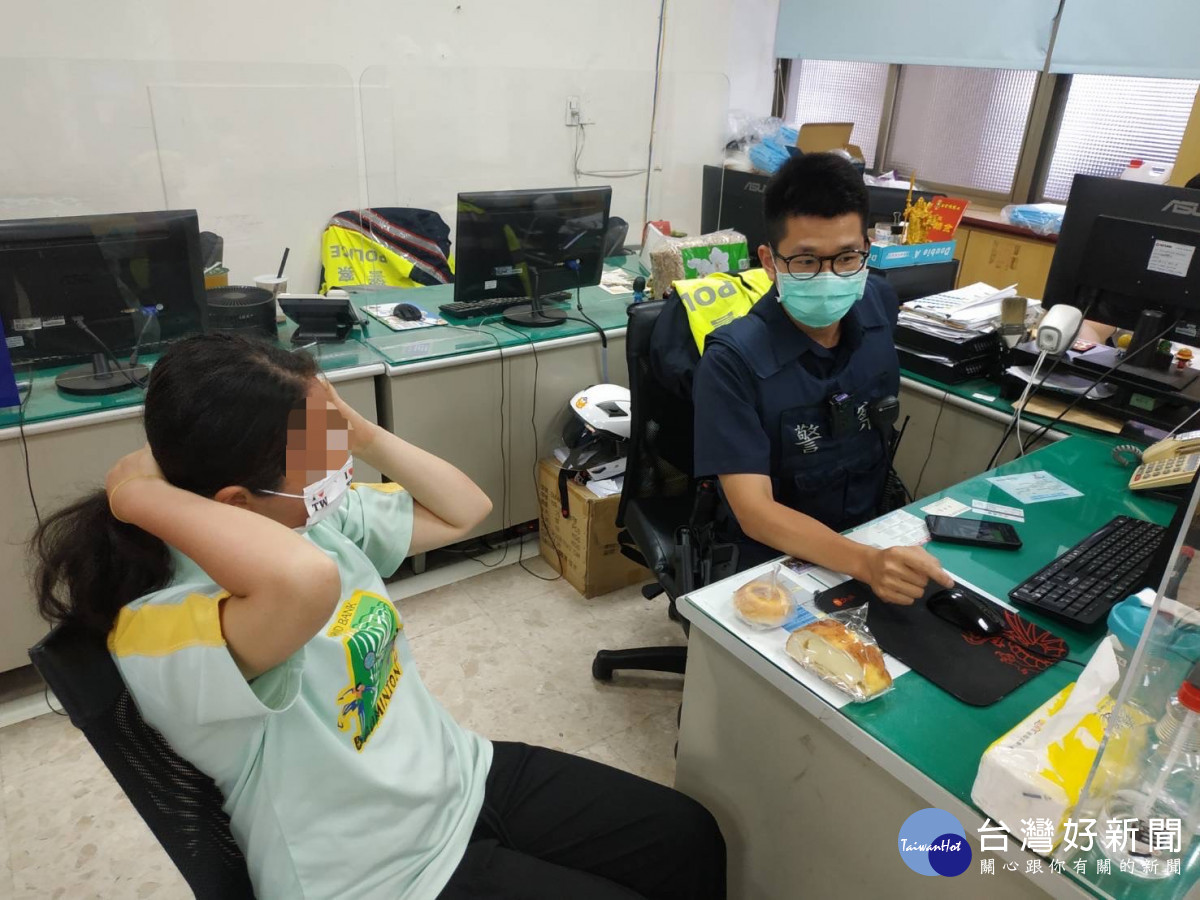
692, 275, 900, 533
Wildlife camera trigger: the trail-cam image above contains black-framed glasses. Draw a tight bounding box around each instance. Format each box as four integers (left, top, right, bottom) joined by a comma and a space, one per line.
773, 249, 869, 281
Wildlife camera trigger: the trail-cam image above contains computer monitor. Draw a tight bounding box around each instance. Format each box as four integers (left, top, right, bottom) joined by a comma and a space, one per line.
0, 210, 206, 395
455, 187, 611, 327
1045, 174, 1200, 332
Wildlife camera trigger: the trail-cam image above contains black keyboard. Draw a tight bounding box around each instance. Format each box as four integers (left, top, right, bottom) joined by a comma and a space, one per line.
1009, 515, 1166, 628
439, 293, 571, 319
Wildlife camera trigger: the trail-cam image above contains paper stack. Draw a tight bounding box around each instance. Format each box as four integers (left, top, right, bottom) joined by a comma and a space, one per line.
902, 282, 1022, 332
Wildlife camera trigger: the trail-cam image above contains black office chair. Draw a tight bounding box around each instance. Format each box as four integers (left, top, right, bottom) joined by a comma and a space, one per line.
592, 301, 735, 681
29, 625, 255, 900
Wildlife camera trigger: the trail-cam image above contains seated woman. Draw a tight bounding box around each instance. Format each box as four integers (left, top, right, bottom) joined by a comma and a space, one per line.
33, 333, 724, 900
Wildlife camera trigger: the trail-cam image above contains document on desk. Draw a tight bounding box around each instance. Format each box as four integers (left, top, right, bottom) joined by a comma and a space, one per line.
987, 471, 1083, 505
1006, 365, 1118, 400
903, 282, 1018, 330
685, 561, 911, 710
845, 509, 930, 548
921, 496, 971, 518
600, 266, 636, 295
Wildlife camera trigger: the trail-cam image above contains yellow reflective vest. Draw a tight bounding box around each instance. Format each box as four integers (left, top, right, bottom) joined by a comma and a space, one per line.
320, 210, 454, 293
672, 269, 774, 354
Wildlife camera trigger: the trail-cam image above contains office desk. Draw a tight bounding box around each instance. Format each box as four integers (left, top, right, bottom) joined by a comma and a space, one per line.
0, 262, 639, 674
675, 435, 1177, 900
0, 336, 385, 675
895, 372, 1071, 498
353, 273, 634, 538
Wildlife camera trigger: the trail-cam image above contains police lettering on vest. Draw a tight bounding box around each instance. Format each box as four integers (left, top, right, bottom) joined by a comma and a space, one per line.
672, 269, 774, 354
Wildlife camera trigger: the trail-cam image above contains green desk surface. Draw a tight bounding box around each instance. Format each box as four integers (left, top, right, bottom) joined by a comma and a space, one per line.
350, 264, 634, 368
1, 316, 381, 431
839, 434, 1177, 898
0, 256, 641, 430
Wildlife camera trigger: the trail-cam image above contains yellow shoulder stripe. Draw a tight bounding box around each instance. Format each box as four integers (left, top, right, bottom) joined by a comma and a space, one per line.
350, 482, 405, 494
108, 592, 228, 658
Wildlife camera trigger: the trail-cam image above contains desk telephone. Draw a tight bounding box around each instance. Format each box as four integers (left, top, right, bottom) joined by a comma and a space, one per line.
1129, 430, 1200, 490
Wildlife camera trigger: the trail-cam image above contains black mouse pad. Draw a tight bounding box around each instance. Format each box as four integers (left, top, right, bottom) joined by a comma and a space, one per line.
814, 580, 1068, 707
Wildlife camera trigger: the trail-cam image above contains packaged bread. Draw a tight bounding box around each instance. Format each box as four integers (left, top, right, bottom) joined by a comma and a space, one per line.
732, 566, 795, 629
785, 612, 893, 701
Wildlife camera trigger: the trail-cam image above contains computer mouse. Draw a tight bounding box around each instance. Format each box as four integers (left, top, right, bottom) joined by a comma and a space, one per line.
395, 303, 423, 322
927, 587, 1010, 636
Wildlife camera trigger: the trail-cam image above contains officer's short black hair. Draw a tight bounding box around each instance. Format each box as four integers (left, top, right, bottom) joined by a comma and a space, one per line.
763, 152, 870, 249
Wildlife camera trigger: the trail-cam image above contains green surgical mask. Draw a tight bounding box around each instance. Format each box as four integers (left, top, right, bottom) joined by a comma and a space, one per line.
777, 269, 868, 328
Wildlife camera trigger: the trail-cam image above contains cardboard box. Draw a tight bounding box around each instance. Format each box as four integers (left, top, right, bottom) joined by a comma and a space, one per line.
795, 121, 863, 161
536, 459, 650, 598
867, 239, 957, 269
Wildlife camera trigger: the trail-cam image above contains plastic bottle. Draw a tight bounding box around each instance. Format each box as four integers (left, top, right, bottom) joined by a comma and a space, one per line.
1100, 662, 1200, 879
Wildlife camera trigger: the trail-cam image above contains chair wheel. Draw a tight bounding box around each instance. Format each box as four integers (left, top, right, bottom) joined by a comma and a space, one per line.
592, 657, 614, 681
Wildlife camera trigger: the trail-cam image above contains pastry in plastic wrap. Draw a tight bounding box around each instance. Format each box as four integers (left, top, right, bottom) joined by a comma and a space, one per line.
785, 616, 892, 700
733, 568, 795, 629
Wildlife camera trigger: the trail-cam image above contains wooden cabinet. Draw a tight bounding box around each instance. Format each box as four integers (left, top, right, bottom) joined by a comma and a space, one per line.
955, 224, 1056, 299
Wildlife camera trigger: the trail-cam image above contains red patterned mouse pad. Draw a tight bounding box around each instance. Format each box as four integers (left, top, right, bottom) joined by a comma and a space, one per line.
815, 580, 1068, 707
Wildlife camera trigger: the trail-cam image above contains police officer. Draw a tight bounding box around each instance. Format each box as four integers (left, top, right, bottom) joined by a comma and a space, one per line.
692, 153, 952, 604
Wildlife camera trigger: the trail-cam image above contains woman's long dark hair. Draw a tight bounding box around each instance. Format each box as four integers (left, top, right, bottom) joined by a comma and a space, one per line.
32, 333, 318, 633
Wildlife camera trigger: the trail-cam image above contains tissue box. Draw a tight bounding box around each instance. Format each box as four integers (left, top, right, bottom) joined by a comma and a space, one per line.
970, 639, 1150, 852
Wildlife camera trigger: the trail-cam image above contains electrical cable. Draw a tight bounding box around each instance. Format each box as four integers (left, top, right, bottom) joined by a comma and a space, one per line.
16, 367, 40, 527
570, 270, 608, 382
984, 296, 1100, 470
69, 317, 148, 390
127, 307, 157, 369
16, 368, 60, 718
642, 0, 669, 230
1020, 320, 1179, 456
491, 321, 564, 582
913, 394, 947, 498
1014, 350, 1049, 457
443, 319, 514, 570
519, 331, 563, 582
573, 124, 648, 182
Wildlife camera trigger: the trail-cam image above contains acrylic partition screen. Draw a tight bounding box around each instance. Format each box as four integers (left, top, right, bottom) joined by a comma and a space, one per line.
0, 59, 365, 292
359, 65, 730, 244
1064, 480, 1200, 898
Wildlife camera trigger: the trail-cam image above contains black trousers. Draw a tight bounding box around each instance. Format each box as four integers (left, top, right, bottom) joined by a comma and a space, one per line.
437, 741, 726, 900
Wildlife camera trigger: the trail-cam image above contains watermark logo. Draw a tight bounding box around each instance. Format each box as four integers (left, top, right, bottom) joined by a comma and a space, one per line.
898, 808, 972, 877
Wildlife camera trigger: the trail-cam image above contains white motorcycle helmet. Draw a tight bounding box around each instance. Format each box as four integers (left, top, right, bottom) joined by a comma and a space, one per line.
556, 384, 632, 517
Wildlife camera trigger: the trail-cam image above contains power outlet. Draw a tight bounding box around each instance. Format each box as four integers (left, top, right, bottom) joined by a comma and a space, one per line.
565, 95, 581, 127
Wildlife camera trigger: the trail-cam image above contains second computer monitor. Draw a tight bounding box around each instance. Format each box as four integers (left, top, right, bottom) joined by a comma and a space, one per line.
0, 209, 206, 367
1044, 174, 1200, 330
455, 186, 612, 309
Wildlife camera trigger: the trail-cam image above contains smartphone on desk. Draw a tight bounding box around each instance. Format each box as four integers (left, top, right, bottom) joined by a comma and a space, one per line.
925, 515, 1022, 550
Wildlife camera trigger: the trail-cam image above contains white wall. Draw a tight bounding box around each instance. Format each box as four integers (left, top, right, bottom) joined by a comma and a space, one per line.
0, 0, 778, 290
726, 0, 782, 116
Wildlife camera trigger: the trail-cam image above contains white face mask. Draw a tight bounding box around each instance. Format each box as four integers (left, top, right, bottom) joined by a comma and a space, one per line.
261, 456, 354, 531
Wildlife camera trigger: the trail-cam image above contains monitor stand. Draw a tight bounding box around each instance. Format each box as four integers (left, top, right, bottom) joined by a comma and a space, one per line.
56, 352, 147, 396
503, 303, 568, 328
503, 265, 569, 328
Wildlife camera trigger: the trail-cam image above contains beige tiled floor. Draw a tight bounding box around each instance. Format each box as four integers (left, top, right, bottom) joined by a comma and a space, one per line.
0, 559, 684, 899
